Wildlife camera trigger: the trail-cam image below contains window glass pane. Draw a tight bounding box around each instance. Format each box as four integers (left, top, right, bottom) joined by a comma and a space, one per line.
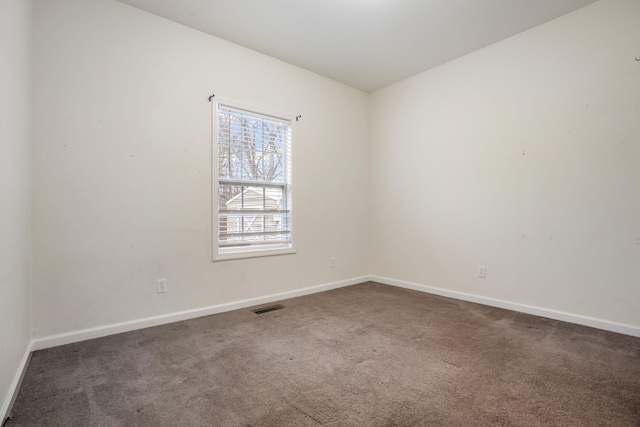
218, 107, 288, 184
218, 183, 242, 210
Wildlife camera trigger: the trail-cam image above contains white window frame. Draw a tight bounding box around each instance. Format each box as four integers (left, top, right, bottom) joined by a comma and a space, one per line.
212, 99, 295, 261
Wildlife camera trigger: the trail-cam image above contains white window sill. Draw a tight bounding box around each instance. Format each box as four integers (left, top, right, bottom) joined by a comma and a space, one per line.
213, 246, 296, 262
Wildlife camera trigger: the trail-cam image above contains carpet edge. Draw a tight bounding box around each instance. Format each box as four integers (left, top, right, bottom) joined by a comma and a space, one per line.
372, 275, 640, 338
31, 276, 370, 351
1, 340, 32, 424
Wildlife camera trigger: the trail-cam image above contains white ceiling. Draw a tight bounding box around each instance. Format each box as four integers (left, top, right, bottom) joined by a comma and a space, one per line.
116, 0, 599, 93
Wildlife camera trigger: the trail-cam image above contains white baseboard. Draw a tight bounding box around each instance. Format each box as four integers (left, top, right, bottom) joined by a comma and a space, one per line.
19, 272, 640, 404
31, 276, 369, 351
371, 275, 640, 338
1, 340, 32, 424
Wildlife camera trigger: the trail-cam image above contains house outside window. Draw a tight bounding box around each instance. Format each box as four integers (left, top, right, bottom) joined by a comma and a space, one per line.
213, 101, 294, 260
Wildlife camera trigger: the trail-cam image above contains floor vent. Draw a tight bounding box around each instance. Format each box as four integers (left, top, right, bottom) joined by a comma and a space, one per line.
252, 304, 285, 315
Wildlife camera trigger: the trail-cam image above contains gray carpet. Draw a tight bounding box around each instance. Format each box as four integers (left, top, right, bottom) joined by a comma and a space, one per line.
8, 282, 640, 426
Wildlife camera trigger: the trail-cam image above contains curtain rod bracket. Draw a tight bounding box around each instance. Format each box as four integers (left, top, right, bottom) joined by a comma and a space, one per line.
296, 115, 302, 121
208, 94, 215, 102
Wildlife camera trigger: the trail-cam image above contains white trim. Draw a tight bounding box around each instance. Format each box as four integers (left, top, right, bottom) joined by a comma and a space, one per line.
31, 276, 368, 351
15, 273, 639, 417
1, 340, 33, 423
371, 275, 640, 338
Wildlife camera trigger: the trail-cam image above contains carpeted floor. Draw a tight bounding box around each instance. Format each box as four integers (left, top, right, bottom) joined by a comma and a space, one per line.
8, 282, 640, 426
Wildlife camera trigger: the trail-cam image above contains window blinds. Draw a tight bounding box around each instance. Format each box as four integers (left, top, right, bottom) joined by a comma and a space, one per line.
217, 105, 292, 251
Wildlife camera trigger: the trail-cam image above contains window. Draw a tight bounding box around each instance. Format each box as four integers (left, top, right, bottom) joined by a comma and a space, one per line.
213, 101, 294, 260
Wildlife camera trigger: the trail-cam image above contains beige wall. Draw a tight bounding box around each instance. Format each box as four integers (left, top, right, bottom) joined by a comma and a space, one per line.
370, 0, 640, 327
0, 0, 32, 418
31, 0, 370, 337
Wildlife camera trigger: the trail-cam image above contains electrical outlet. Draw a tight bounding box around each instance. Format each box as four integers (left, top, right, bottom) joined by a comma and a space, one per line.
330, 257, 336, 268
477, 266, 486, 278
157, 278, 167, 293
